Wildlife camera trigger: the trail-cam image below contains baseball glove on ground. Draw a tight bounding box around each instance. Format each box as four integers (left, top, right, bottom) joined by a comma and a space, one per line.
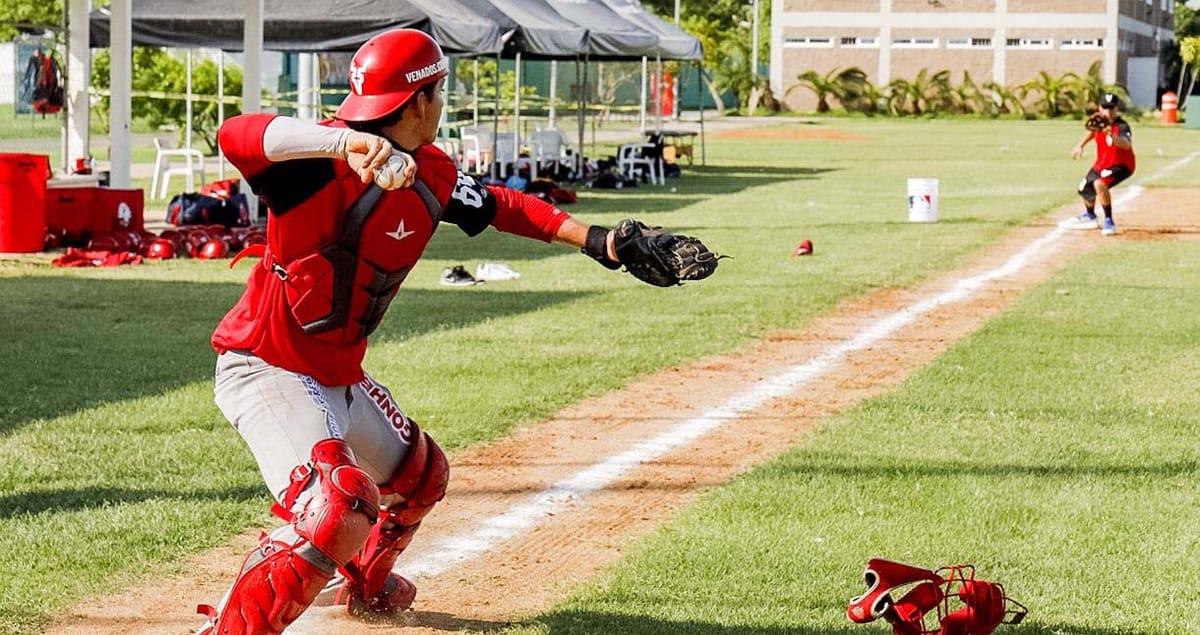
586, 219, 718, 287
1085, 113, 1110, 132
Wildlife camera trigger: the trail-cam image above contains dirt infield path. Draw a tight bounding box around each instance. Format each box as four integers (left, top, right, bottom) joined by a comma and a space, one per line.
47, 189, 1199, 635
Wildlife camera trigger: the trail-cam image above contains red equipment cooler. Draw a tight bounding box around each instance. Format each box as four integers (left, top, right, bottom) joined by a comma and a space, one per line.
0, 153, 51, 252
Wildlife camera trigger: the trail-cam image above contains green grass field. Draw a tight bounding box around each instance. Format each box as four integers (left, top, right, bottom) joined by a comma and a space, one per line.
1, 118, 1199, 634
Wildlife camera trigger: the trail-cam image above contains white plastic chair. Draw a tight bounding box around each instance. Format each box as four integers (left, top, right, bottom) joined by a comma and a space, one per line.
152, 138, 206, 199
617, 143, 662, 185
531, 129, 568, 176
459, 134, 483, 173
433, 138, 459, 165
493, 132, 517, 178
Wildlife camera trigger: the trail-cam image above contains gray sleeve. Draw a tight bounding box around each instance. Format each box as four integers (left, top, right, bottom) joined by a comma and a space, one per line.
261, 116, 350, 162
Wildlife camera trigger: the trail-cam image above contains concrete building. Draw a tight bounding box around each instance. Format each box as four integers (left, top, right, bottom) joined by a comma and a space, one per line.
770, 0, 1175, 112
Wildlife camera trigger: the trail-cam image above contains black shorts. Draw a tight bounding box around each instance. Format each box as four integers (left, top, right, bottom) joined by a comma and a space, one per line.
1078, 165, 1133, 201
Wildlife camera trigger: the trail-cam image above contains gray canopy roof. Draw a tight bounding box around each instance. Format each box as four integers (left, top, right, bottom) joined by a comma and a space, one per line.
90, 0, 700, 60
89, 0, 506, 54
598, 0, 702, 60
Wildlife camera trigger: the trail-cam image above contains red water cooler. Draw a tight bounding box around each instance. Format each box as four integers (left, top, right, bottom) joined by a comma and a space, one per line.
0, 153, 51, 252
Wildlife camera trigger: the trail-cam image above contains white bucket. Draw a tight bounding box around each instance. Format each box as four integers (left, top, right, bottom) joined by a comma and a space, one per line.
907, 178, 939, 223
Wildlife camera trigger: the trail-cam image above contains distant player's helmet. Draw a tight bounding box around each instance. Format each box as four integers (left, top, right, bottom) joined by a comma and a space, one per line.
848, 559, 1027, 635
335, 29, 447, 122
145, 238, 177, 260
196, 238, 230, 260
1099, 93, 1124, 110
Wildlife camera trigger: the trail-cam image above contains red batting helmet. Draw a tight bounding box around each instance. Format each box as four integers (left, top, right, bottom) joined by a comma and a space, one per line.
335, 29, 448, 122
195, 238, 230, 260
145, 238, 177, 260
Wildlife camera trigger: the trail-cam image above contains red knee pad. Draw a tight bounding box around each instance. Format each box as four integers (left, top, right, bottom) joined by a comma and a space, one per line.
379, 425, 448, 526
278, 438, 381, 565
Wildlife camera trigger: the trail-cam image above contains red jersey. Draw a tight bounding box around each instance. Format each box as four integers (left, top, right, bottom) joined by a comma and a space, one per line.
1091, 118, 1135, 173
213, 114, 570, 385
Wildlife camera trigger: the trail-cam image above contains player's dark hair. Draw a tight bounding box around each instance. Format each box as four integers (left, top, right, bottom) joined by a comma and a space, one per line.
345, 82, 438, 136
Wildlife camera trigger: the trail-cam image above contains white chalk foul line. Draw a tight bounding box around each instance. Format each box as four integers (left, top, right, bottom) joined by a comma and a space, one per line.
400, 148, 1200, 581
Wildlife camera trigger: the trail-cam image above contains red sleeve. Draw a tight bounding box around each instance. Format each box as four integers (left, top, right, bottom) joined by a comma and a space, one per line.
485, 185, 570, 243
217, 114, 278, 181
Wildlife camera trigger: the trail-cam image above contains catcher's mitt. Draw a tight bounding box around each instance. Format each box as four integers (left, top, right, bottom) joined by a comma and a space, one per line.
1085, 113, 1110, 132
585, 219, 719, 287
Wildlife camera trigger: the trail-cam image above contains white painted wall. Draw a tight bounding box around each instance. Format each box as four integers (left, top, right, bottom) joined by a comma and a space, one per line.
0, 43, 13, 105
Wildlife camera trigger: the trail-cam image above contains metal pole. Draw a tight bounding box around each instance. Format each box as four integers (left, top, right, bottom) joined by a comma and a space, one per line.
218, 51, 226, 179
514, 51, 521, 167
548, 60, 558, 129
751, 0, 759, 78
698, 62, 706, 166
186, 49, 194, 150
491, 53, 501, 180
109, 0, 132, 188
655, 54, 663, 131
473, 58, 480, 127
242, 0, 263, 113
639, 57, 647, 134
298, 52, 313, 120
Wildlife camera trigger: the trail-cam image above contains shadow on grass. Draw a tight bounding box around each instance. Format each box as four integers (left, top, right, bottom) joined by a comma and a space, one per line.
414, 610, 1165, 635
422, 165, 838, 263
0, 484, 265, 519
0, 277, 589, 433
789, 455, 1198, 479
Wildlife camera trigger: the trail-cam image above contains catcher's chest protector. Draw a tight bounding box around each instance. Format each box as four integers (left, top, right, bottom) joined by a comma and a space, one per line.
271, 148, 455, 345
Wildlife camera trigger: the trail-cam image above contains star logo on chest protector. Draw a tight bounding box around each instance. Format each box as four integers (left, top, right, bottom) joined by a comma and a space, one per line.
385, 219, 416, 241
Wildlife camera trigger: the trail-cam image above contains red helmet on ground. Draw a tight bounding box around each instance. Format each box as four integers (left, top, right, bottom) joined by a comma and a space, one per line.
196, 238, 230, 260
335, 29, 447, 122
146, 238, 177, 260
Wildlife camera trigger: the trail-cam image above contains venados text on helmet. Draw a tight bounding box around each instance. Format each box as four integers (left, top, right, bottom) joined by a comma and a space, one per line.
405, 58, 448, 85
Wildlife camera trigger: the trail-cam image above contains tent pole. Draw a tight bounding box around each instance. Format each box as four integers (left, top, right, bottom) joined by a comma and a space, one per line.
473, 58, 479, 128
576, 56, 584, 180
548, 60, 557, 130
514, 51, 521, 168
698, 62, 706, 166
218, 50, 226, 180
109, 0, 132, 188
491, 52, 500, 181
186, 49, 194, 150
639, 57, 646, 135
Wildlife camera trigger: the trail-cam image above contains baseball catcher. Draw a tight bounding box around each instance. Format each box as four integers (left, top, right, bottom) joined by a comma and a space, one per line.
195, 29, 719, 635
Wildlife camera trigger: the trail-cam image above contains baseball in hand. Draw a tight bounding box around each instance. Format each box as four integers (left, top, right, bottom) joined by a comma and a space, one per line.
374, 153, 414, 190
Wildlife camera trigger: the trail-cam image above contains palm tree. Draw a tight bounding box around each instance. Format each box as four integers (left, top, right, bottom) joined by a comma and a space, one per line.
1074, 60, 1129, 112
982, 81, 1026, 116
952, 71, 990, 115
787, 66, 870, 113
1019, 70, 1081, 117
888, 69, 953, 115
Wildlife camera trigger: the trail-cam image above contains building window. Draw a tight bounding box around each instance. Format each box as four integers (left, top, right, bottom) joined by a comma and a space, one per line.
1006, 37, 1053, 49
840, 36, 879, 48
892, 37, 939, 49
1060, 38, 1104, 50
947, 37, 992, 49
784, 36, 834, 48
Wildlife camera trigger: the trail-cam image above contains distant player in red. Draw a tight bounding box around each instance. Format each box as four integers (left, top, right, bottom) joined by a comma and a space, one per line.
1061, 93, 1136, 236
196, 28, 714, 635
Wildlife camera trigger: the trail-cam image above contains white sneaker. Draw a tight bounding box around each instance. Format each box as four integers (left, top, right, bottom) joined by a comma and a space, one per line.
1059, 212, 1100, 230
475, 262, 521, 281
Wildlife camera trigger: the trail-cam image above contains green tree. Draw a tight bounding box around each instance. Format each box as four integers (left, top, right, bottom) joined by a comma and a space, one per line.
92, 47, 244, 154
1181, 35, 1200, 98
0, 0, 60, 40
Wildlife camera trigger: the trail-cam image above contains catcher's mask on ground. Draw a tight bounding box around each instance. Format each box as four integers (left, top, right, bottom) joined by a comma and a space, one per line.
848, 559, 1028, 635
335, 29, 448, 122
